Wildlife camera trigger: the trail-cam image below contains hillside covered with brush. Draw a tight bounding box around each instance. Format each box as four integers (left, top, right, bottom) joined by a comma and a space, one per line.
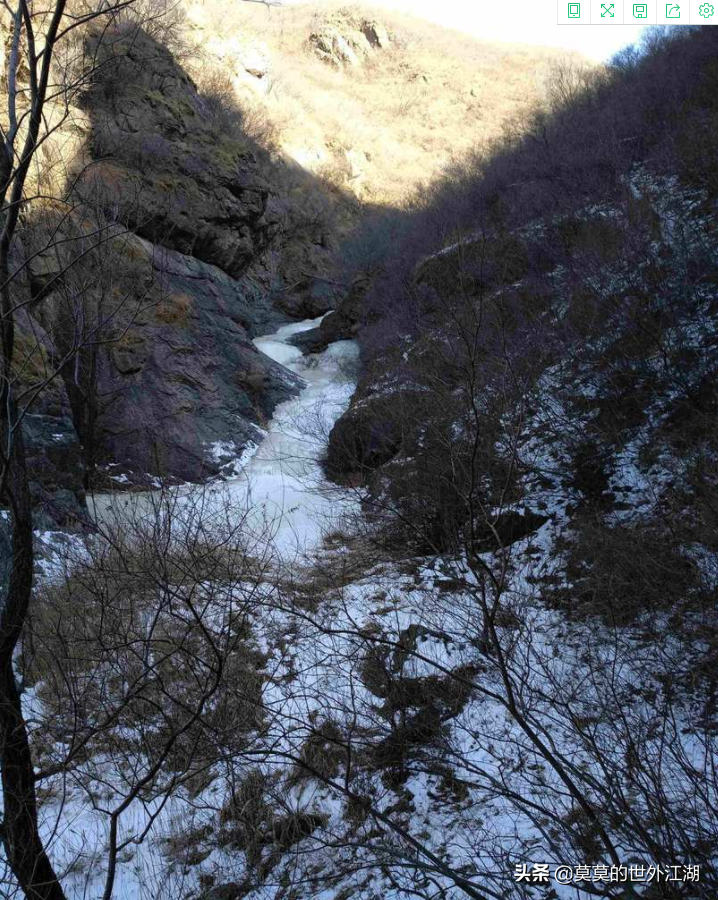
181, 0, 576, 204
327, 25, 718, 576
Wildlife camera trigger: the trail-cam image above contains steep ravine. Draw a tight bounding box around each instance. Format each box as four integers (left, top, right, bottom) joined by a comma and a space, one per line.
9, 24, 345, 540
90, 316, 360, 559
5, 20, 717, 900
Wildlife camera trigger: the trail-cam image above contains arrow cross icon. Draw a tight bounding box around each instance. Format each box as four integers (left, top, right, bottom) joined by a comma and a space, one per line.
601, 2, 615, 14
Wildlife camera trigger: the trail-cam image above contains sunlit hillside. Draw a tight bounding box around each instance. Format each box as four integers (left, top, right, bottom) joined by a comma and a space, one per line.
183, 0, 587, 204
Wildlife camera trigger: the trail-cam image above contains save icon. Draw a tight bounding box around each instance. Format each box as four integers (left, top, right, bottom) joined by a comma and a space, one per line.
666, 3, 681, 15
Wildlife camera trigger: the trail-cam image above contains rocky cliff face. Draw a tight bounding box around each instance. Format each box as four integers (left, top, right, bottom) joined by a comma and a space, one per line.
80, 28, 278, 280
12, 25, 316, 511
86, 238, 301, 484
309, 11, 391, 68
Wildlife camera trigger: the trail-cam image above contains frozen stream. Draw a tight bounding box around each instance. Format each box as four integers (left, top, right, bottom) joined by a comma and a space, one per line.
13, 318, 360, 900
90, 316, 360, 560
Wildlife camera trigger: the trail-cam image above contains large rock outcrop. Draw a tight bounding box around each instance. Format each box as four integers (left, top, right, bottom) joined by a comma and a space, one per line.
309, 12, 391, 68
291, 274, 368, 354
13, 25, 311, 498
30, 233, 301, 486
97, 240, 301, 483
78, 28, 277, 280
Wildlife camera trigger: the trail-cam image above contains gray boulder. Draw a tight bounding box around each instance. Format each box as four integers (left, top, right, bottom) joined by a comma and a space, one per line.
291, 275, 367, 354
272, 277, 339, 321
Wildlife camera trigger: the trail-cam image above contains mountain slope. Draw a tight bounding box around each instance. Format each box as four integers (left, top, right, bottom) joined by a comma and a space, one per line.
2, 0, 581, 514
182, 0, 583, 204
2, 12, 717, 900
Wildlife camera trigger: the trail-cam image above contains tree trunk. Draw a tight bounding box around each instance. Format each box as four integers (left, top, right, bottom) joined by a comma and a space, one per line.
0, 416, 67, 900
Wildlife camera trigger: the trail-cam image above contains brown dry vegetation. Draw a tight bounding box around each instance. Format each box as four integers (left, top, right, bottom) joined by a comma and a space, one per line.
182, 0, 585, 205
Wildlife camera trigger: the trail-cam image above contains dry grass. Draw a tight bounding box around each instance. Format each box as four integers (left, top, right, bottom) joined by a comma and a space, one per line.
155, 291, 192, 325
22, 528, 269, 784
183, 0, 584, 205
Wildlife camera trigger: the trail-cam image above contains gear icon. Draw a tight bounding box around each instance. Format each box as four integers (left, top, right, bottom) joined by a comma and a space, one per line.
699, 2, 714, 16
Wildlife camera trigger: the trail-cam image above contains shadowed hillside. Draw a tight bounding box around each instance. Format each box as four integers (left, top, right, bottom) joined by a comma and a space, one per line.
326, 25, 718, 626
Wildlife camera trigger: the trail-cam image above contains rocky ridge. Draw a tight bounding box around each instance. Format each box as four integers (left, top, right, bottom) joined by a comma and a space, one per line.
7, 25, 320, 522
309, 11, 391, 68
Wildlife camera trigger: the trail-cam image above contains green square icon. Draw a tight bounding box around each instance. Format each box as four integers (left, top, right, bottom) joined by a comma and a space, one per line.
633, 2, 648, 15
568, 2, 581, 15
666, 3, 681, 15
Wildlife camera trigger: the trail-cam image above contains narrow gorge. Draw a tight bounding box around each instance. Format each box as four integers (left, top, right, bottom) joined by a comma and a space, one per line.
0, 5, 716, 900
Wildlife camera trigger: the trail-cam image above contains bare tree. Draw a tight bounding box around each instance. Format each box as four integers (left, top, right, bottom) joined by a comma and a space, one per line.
22, 486, 276, 899
0, 2, 238, 896
0, 3, 119, 895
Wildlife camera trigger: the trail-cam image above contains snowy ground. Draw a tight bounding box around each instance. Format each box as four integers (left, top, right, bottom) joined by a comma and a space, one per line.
3, 319, 363, 900
9, 173, 717, 900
